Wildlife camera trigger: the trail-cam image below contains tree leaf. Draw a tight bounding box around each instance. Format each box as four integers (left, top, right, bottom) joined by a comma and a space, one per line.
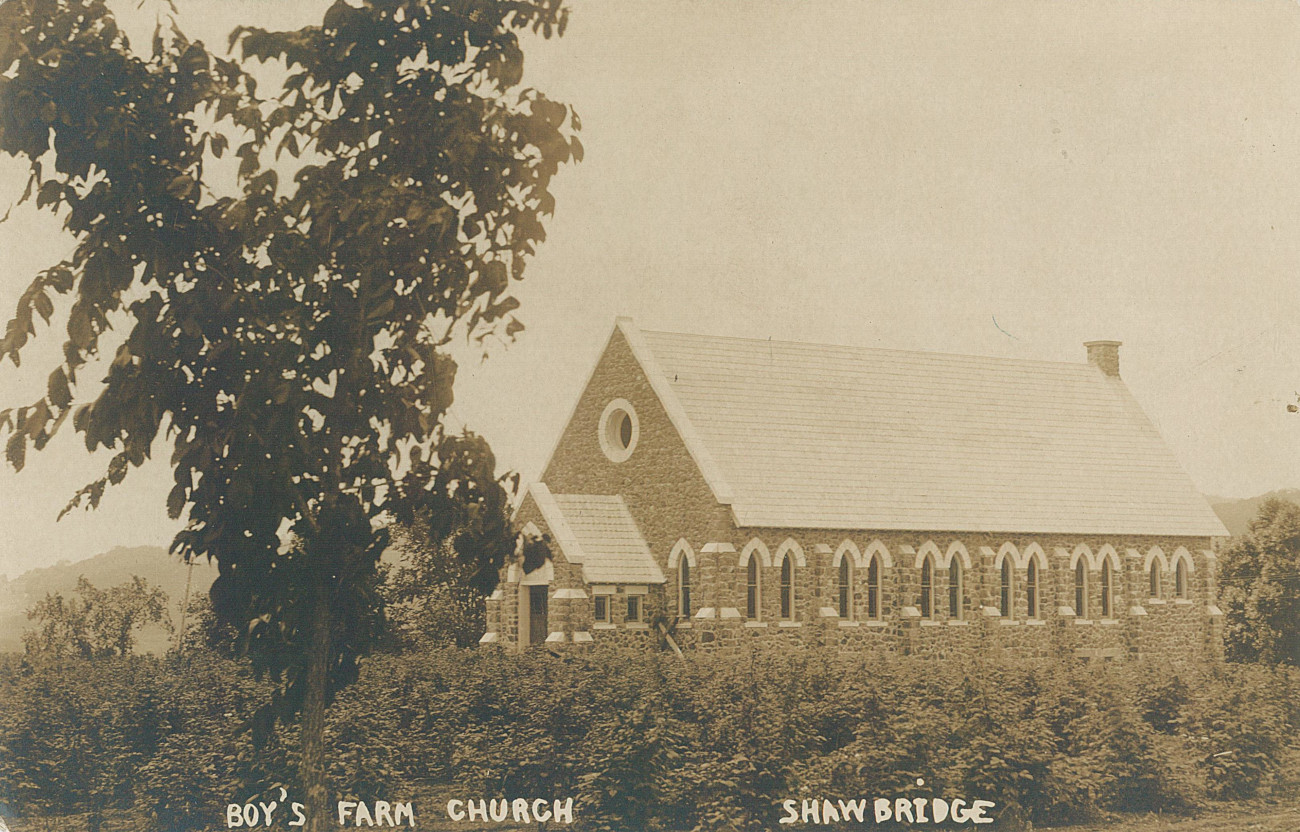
107, 453, 128, 485
47, 368, 71, 408
6, 432, 25, 471
166, 483, 187, 520
32, 291, 53, 323
68, 307, 93, 350
167, 174, 195, 199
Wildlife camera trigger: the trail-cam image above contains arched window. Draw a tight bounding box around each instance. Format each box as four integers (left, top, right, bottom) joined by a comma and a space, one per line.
837, 557, 852, 618
867, 556, 880, 620
948, 558, 963, 620
1175, 558, 1188, 599
780, 554, 794, 620
1100, 560, 1112, 618
1000, 557, 1013, 618
1149, 561, 1161, 599
746, 556, 760, 620
1026, 559, 1038, 619
1074, 559, 1088, 618
920, 557, 933, 619
679, 557, 692, 619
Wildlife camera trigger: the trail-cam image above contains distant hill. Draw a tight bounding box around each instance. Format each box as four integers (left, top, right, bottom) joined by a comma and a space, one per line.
1208, 489, 1300, 538
0, 545, 217, 655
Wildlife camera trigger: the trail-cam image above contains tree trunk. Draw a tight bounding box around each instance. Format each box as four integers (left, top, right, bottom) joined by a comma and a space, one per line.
300, 567, 332, 832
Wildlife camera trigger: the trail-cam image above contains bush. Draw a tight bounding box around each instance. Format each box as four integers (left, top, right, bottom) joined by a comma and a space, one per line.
0, 654, 171, 826
1182, 664, 1293, 799
1219, 498, 1300, 667
2, 647, 1298, 831
135, 652, 288, 832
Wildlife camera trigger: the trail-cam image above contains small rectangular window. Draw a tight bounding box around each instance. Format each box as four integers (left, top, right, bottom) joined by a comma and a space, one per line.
626, 595, 641, 623
594, 595, 609, 623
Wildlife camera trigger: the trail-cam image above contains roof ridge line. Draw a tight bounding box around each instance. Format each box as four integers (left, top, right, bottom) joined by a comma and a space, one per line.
640, 327, 1096, 372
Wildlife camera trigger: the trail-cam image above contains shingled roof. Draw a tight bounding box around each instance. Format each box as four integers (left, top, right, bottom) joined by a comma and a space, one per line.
615, 319, 1226, 538
527, 483, 666, 584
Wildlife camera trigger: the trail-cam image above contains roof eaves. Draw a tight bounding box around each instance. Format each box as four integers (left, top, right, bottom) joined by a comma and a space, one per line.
617, 317, 736, 505
639, 540, 668, 583
528, 482, 588, 565
586, 560, 667, 585
729, 511, 1229, 538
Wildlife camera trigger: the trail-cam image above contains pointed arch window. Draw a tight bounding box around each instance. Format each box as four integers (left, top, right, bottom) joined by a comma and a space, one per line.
837, 557, 852, 619
780, 554, 794, 620
1026, 559, 1039, 619
1100, 560, 1113, 618
1074, 559, 1088, 618
867, 556, 880, 620
746, 556, 760, 620
1000, 558, 1013, 618
948, 558, 963, 620
1175, 558, 1188, 600
679, 556, 692, 619
920, 557, 933, 619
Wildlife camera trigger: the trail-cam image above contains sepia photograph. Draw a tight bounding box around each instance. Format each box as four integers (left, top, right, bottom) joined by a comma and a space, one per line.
0, 0, 1298, 830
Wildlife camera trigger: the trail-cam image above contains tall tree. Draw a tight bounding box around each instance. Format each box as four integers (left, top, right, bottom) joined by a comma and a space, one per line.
0, 0, 579, 828
384, 431, 519, 649
23, 574, 171, 658
1219, 498, 1300, 667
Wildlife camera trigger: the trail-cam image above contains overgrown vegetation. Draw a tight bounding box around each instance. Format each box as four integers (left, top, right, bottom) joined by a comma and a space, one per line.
22, 575, 171, 659
1219, 497, 1300, 667
380, 433, 520, 650
1, 648, 1296, 832
0, 0, 579, 825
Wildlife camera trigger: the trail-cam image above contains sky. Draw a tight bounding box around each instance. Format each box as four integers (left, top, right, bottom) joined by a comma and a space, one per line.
1, 0, 1299, 577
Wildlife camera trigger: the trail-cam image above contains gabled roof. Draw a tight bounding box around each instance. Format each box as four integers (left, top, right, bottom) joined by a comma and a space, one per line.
614, 319, 1227, 538
528, 483, 666, 584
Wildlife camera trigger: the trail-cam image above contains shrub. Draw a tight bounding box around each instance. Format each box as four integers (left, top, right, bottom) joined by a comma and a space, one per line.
2, 646, 1299, 831
0, 655, 170, 824
135, 652, 287, 832
1139, 674, 1190, 735
1219, 498, 1300, 666
1183, 664, 1292, 799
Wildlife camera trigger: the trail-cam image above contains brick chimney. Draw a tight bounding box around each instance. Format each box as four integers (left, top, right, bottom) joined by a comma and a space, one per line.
1084, 340, 1121, 378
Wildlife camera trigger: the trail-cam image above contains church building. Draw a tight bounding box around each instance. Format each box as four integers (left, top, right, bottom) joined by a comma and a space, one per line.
482, 318, 1228, 662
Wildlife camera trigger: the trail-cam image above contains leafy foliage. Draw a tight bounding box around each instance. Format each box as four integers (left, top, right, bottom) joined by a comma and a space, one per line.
0, 0, 578, 686
172, 591, 239, 659
0, 654, 179, 828
0, 0, 578, 822
136, 652, 291, 832
1181, 663, 1293, 800
382, 432, 517, 648
22, 575, 170, 659
3, 649, 1297, 832
1219, 498, 1300, 666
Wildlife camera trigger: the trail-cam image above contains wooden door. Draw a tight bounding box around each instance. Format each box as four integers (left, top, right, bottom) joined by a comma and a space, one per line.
528, 586, 548, 645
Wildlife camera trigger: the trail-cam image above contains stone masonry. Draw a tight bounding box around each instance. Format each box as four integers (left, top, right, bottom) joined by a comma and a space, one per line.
483, 324, 1226, 664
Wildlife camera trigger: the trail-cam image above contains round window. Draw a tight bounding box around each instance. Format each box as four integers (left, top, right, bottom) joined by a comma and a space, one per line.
599, 399, 639, 463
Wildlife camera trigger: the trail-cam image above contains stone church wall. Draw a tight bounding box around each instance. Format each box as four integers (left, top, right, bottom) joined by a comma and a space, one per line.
486, 521, 1223, 664
483, 323, 1224, 664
